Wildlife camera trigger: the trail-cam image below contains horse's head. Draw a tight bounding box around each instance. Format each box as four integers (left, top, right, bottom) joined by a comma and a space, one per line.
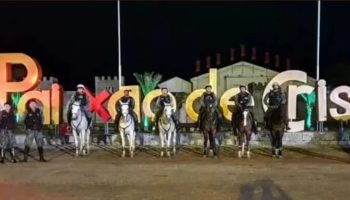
163, 103, 173, 119
119, 100, 130, 117
204, 100, 215, 113
71, 101, 81, 120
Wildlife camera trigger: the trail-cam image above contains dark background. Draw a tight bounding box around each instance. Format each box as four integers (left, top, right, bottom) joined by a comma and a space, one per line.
0, 1, 349, 90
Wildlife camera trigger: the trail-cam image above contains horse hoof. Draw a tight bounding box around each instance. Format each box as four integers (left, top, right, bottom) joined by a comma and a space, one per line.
166, 151, 171, 157
213, 155, 218, 159
247, 152, 251, 159
278, 155, 283, 159
238, 151, 242, 158
12, 159, 17, 163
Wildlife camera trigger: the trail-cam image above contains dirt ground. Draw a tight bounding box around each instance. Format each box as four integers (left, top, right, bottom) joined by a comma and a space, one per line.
1, 145, 350, 200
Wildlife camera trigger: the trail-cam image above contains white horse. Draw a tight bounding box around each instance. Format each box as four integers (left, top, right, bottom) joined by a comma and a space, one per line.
118, 101, 136, 158
70, 101, 90, 157
158, 103, 177, 158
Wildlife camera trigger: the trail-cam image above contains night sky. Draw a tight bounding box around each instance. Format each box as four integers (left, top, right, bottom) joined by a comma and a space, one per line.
0, 1, 350, 90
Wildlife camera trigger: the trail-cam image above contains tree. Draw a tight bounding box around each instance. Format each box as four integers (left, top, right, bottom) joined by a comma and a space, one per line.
11, 92, 23, 122
300, 91, 316, 130
133, 72, 162, 131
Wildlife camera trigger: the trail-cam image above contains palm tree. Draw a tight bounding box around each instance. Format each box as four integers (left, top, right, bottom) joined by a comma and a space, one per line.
133, 72, 162, 131
11, 92, 23, 122
300, 91, 316, 130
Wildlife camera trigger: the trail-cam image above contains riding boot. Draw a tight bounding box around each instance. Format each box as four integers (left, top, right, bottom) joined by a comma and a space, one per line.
38, 147, 46, 162
23, 146, 30, 162
0, 148, 4, 164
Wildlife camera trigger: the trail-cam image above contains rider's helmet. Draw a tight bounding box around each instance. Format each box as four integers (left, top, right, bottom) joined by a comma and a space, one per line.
77, 84, 86, 90
272, 82, 280, 87
204, 84, 212, 89
239, 84, 247, 89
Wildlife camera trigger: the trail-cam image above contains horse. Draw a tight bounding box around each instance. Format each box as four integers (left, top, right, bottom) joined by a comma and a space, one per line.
70, 101, 90, 157
158, 103, 177, 158
234, 107, 254, 159
200, 101, 220, 158
118, 101, 136, 158
267, 106, 285, 158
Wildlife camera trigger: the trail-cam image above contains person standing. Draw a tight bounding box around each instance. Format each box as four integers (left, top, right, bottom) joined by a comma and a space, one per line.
0, 102, 17, 163
23, 100, 46, 162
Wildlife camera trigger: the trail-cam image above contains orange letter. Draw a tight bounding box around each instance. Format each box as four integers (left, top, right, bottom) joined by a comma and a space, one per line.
0, 53, 42, 104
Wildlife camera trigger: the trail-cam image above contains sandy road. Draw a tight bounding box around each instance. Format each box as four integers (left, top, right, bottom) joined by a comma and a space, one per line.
0, 145, 350, 200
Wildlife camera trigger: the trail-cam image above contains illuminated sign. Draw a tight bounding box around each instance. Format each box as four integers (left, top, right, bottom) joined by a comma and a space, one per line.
1, 53, 349, 133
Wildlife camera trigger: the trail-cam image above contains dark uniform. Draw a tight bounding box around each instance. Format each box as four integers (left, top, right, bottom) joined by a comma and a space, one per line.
154, 94, 178, 132
232, 91, 257, 134
24, 108, 46, 162
67, 92, 92, 126
115, 96, 139, 132
264, 88, 289, 129
198, 91, 221, 131
0, 109, 16, 163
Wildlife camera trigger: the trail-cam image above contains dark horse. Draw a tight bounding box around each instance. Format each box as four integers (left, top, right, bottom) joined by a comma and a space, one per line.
266, 106, 285, 158
200, 101, 220, 158
233, 107, 254, 159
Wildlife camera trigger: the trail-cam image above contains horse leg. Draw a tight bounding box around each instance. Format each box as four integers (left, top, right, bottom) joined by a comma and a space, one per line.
130, 131, 135, 158
126, 132, 132, 158
270, 130, 276, 158
81, 130, 86, 156
246, 130, 252, 159
203, 130, 208, 157
166, 131, 171, 158
86, 128, 90, 154
278, 130, 284, 158
120, 129, 126, 158
173, 130, 177, 156
208, 129, 216, 158
10, 148, 16, 163
238, 130, 244, 159
159, 131, 164, 158
0, 148, 4, 163
212, 128, 218, 158
72, 130, 79, 157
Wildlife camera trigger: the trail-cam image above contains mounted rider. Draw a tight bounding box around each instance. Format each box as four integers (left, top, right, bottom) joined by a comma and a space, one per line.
67, 84, 92, 127
154, 87, 178, 132
115, 89, 139, 132
198, 84, 221, 131
264, 82, 291, 130
232, 84, 258, 134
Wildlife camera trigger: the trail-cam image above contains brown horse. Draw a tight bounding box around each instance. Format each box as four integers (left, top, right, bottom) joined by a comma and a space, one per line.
234, 108, 254, 159
267, 106, 285, 158
200, 101, 220, 158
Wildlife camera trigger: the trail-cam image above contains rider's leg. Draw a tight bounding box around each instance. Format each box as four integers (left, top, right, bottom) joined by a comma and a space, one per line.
67, 109, 72, 125
264, 108, 271, 129
281, 105, 290, 130
171, 111, 180, 131
154, 109, 161, 132
198, 106, 204, 131
131, 111, 139, 131
231, 111, 238, 136
249, 110, 258, 133
115, 113, 121, 133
